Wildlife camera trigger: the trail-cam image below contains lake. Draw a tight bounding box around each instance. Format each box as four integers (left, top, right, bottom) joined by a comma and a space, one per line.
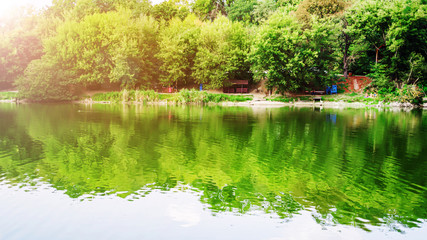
0, 103, 426, 240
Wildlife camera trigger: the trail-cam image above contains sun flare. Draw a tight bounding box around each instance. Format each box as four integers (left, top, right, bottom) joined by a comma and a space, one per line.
0, 0, 51, 19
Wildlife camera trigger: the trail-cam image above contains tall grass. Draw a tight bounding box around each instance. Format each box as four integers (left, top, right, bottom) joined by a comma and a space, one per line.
322, 93, 377, 103
0, 92, 18, 100
88, 89, 253, 104
170, 89, 253, 104
91, 92, 122, 102
91, 90, 159, 103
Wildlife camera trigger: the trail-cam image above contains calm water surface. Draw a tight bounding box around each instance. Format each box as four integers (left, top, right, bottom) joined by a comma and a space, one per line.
0, 103, 426, 240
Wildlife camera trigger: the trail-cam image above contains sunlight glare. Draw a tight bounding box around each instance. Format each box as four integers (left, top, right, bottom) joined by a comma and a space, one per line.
0, 0, 51, 18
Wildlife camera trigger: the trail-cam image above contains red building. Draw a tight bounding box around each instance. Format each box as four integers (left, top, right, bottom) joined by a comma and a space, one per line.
337, 75, 371, 93
223, 80, 249, 93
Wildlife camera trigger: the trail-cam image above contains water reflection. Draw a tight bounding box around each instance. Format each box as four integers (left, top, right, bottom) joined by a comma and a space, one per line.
0, 103, 426, 233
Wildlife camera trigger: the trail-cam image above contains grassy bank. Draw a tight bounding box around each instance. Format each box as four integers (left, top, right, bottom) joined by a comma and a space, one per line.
85, 90, 424, 107
87, 89, 253, 104
0, 92, 18, 100
322, 93, 378, 104
267, 92, 425, 106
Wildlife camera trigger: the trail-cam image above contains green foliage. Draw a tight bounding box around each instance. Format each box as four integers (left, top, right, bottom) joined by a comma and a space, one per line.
396, 84, 424, 104
347, 0, 427, 87
404, 53, 427, 86
151, 0, 190, 21
168, 89, 253, 103
296, 0, 346, 25
157, 15, 202, 88
250, 11, 338, 92
0, 92, 18, 100
0, 12, 43, 89
170, 89, 206, 103
251, 0, 302, 24
91, 90, 160, 102
367, 63, 394, 89
277, 0, 303, 6
134, 89, 160, 102
366, 55, 426, 104
192, 0, 231, 21
1, 0, 425, 103
266, 96, 292, 102
90, 89, 252, 103
372, 84, 425, 104
45, 9, 160, 89
227, 0, 257, 24
16, 59, 76, 101
91, 91, 122, 102
253, 0, 278, 24
48, 0, 152, 21
192, 16, 250, 89
321, 92, 377, 103
205, 92, 253, 102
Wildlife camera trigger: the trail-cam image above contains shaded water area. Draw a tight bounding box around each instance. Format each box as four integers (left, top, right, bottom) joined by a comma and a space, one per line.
0, 103, 426, 240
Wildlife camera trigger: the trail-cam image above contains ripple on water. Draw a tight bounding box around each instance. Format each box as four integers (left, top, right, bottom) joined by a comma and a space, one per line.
0, 104, 426, 239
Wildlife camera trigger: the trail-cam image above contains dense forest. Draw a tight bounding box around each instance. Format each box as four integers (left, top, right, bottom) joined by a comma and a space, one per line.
0, 0, 426, 101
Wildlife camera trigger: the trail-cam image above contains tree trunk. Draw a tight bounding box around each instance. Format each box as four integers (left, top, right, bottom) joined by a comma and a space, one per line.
375, 44, 385, 64
343, 32, 350, 79
341, 19, 350, 79
375, 48, 379, 64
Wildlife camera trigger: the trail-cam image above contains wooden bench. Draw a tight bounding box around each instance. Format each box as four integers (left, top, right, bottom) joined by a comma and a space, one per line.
313, 96, 322, 103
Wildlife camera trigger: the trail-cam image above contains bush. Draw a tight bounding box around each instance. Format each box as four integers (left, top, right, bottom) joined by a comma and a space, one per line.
396, 84, 424, 104
267, 96, 291, 102
367, 63, 394, 90
364, 84, 425, 104
91, 90, 160, 102
135, 90, 159, 102
91, 92, 122, 102
0, 92, 18, 100
88, 89, 253, 104
169, 89, 252, 104
171, 89, 204, 103
16, 59, 75, 102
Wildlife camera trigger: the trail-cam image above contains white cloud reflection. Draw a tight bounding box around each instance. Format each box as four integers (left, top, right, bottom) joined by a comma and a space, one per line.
168, 203, 201, 227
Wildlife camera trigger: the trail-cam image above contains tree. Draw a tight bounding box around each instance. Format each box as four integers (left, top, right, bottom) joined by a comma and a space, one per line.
253, 0, 278, 24
296, 0, 346, 26
151, 0, 190, 22
226, 0, 257, 24
339, 17, 353, 78
347, 0, 390, 67
16, 58, 75, 101
347, 0, 427, 89
157, 15, 202, 88
192, 0, 234, 21
192, 16, 250, 89
276, 0, 303, 6
250, 11, 338, 92
45, 0, 77, 19
43, 9, 160, 89
0, 9, 43, 89
46, 0, 152, 21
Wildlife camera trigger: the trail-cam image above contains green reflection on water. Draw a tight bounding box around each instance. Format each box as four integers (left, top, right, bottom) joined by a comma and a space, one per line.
0, 103, 426, 230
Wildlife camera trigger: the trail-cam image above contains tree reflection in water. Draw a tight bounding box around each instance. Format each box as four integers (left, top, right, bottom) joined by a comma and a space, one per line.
0, 103, 426, 231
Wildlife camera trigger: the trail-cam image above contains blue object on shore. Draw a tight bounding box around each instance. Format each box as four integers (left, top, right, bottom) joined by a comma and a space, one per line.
199, 84, 203, 91
331, 85, 337, 94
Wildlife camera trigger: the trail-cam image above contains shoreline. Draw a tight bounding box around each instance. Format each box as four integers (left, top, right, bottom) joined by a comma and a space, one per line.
1, 98, 426, 109
220, 100, 426, 109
